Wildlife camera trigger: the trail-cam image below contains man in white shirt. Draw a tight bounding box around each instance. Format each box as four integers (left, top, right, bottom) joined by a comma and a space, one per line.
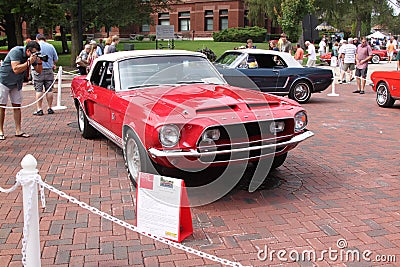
339, 38, 357, 84
318, 38, 327, 56
304, 41, 316, 67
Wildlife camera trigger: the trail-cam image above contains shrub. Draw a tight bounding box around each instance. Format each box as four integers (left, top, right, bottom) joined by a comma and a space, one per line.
135, 34, 144, 41
148, 34, 156, 41
197, 47, 217, 62
54, 34, 71, 41
213, 26, 267, 43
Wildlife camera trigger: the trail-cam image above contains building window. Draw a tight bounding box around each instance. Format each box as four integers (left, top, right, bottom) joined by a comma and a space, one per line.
142, 24, 150, 32
179, 11, 191, 31
204, 10, 214, 31
158, 13, 170, 25
219, 10, 228, 30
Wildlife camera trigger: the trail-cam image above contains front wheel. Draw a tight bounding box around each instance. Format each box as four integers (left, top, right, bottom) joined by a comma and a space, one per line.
376, 82, 395, 107
123, 129, 154, 187
271, 153, 288, 169
77, 105, 97, 139
289, 81, 312, 104
371, 55, 380, 64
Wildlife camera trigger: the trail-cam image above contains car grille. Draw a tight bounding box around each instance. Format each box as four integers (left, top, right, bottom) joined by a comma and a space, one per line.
197, 119, 294, 163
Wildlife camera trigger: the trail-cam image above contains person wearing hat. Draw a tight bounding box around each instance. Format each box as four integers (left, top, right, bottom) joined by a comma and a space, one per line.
90, 40, 103, 57
33, 33, 58, 116
76, 44, 91, 75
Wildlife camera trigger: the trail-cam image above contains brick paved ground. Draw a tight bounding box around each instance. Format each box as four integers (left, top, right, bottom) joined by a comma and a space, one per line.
0, 74, 399, 266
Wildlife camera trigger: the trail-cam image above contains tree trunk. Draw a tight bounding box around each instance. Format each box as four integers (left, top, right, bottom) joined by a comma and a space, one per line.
4, 14, 17, 50
60, 26, 70, 54
14, 15, 23, 46
70, 14, 81, 67
356, 18, 362, 38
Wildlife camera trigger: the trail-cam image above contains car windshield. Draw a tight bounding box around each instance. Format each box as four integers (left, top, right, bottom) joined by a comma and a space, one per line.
214, 52, 243, 66
118, 55, 226, 90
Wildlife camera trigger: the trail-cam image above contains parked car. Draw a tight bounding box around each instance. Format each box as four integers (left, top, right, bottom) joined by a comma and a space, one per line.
370, 71, 400, 107
319, 46, 396, 65
70, 50, 314, 186
214, 49, 333, 104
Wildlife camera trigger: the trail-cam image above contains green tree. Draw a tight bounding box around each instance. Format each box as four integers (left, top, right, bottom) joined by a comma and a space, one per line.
0, 0, 33, 48
245, 0, 314, 41
277, 0, 314, 41
1, 0, 177, 65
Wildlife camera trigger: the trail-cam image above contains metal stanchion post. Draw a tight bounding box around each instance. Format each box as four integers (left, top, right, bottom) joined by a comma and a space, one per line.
328, 56, 339, 97
52, 66, 67, 110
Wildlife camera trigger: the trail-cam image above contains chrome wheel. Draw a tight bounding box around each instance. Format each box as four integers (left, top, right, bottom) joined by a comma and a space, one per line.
76, 105, 97, 139
376, 83, 395, 107
78, 106, 85, 133
289, 81, 312, 104
125, 136, 141, 182
371, 55, 380, 64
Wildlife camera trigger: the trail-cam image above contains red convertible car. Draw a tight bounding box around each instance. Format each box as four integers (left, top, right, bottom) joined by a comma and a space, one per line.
370, 71, 400, 107
70, 50, 313, 188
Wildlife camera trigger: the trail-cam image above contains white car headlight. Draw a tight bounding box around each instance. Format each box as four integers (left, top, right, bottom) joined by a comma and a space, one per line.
294, 111, 308, 132
159, 125, 180, 147
202, 129, 220, 141
270, 121, 285, 134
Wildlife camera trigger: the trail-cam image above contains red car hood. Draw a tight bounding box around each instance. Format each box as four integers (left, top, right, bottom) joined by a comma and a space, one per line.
119, 84, 300, 122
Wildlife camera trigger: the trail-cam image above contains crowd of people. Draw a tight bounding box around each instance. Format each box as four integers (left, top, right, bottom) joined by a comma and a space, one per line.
76, 35, 120, 75
242, 32, 397, 95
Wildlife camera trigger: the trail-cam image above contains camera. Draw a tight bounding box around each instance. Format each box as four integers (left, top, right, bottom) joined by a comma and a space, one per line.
33, 52, 48, 62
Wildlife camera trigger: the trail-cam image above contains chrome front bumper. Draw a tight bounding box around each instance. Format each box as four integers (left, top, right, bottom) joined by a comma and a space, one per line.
148, 130, 314, 159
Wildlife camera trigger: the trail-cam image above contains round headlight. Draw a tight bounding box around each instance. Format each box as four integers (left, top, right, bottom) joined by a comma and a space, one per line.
294, 111, 308, 132
270, 121, 285, 134
159, 125, 180, 147
202, 129, 220, 141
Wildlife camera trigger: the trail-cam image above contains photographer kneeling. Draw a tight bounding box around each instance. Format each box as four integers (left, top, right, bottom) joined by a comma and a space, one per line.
0, 41, 42, 140
33, 33, 58, 116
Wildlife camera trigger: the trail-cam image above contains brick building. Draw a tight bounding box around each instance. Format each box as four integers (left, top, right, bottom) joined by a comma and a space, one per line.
119, 0, 281, 38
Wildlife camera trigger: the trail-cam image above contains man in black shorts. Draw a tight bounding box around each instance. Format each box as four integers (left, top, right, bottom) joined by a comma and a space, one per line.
355, 37, 373, 94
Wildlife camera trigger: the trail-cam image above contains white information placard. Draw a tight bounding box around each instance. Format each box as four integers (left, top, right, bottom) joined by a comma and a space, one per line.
136, 172, 192, 242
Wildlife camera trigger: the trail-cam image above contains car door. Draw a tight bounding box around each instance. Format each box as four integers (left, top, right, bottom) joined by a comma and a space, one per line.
236, 53, 279, 92
86, 61, 114, 130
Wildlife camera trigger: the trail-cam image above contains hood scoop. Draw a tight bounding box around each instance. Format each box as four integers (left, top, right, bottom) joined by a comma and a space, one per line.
247, 101, 280, 109
196, 105, 238, 114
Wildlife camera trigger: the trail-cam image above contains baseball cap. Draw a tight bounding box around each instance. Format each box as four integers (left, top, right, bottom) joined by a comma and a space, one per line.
90, 40, 97, 45
36, 33, 46, 40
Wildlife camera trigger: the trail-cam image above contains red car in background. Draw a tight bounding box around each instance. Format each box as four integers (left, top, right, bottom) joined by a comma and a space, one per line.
370, 71, 400, 107
319, 46, 396, 65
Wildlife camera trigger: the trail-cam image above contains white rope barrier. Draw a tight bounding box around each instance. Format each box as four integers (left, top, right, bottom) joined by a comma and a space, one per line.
1, 66, 78, 110
0, 154, 250, 267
